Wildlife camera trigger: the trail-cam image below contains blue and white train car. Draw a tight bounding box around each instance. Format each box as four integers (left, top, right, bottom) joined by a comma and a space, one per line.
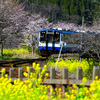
38, 28, 83, 56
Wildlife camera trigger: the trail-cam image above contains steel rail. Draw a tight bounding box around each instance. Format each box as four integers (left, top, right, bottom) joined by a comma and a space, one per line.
0, 58, 46, 66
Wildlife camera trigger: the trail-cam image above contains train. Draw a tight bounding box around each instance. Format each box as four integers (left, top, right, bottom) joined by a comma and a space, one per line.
38, 28, 100, 57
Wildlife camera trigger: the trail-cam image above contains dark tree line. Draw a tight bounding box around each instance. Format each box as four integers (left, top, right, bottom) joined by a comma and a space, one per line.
18, 0, 100, 25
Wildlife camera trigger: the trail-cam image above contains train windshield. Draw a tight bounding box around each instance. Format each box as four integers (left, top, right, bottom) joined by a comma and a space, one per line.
53, 31, 60, 43
40, 31, 60, 43
40, 31, 46, 42
47, 34, 53, 43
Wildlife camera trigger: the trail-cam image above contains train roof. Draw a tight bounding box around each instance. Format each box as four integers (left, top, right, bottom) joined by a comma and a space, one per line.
39, 29, 100, 36
39, 29, 82, 34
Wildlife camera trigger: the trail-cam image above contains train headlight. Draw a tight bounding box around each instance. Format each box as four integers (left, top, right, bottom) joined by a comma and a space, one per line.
56, 32, 59, 34
41, 44, 44, 47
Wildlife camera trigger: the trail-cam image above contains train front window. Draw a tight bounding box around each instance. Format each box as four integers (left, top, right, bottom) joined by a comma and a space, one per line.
40, 31, 46, 42
53, 31, 60, 43
47, 34, 53, 43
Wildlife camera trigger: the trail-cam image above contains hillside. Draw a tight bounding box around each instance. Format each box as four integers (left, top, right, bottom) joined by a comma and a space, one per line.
19, 0, 100, 25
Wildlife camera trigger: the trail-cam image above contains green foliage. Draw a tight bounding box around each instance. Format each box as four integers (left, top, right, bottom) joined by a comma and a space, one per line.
34, 47, 40, 55
0, 56, 20, 60
22, 45, 31, 53
18, 0, 100, 24
46, 56, 55, 62
48, 18, 52, 23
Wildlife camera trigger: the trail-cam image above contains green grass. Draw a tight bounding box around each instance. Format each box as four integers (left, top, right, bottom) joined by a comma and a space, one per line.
17, 65, 27, 68
0, 55, 20, 61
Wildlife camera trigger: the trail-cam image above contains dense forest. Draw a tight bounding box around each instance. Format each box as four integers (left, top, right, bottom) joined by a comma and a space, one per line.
18, 0, 100, 25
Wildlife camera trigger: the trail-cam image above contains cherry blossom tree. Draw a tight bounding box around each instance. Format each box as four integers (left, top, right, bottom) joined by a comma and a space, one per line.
22, 14, 53, 55
0, 0, 28, 56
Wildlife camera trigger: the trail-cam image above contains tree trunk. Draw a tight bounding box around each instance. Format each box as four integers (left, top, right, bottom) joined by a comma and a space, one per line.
31, 35, 34, 56
32, 46, 34, 56
0, 41, 3, 56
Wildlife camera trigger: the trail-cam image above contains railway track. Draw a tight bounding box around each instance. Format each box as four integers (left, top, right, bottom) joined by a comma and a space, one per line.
0, 58, 46, 67
0, 58, 47, 78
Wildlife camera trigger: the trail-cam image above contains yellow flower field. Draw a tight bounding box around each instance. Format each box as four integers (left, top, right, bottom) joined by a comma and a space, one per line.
0, 63, 100, 100
2, 48, 29, 55
47, 58, 100, 78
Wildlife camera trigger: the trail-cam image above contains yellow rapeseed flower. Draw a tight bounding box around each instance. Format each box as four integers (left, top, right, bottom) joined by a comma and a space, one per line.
32, 77, 35, 81
39, 95, 41, 99
5, 74, 8, 78
86, 90, 89, 94
38, 78, 41, 83
44, 91, 47, 94
45, 73, 49, 77
26, 66, 30, 72
14, 80, 17, 85
95, 76, 98, 80
53, 92, 55, 95
23, 72, 28, 77
80, 82, 84, 86
90, 82, 96, 88
49, 96, 53, 99
41, 95, 46, 99
71, 90, 75, 94
28, 83, 32, 88
17, 78, 20, 83
30, 73, 33, 78
90, 87, 96, 91
35, 82, 38, 86
65, 92, 68, 97
72, 84, 77, 88
1, 92, 3, 96
55, 88, 57, 91
65, 94, 70, 98
79, 92, 83, 96
47, 85, 50, 89
1, 68, 5, 73
52, 98, 56, 100
50, 88, 53, 93
32, 62, 36, 68
41, 69, 46, 75
93, 94, 98, 98
82, 77, 87, 83
70, 94, 75, 99
44, 65, 47, 69
58, 94, 62, 98
37, 67, 40, 71
58, 88, 62, 92
36, 64, 40, 68
8, 78, 12, 83
80, 98, 83, 100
